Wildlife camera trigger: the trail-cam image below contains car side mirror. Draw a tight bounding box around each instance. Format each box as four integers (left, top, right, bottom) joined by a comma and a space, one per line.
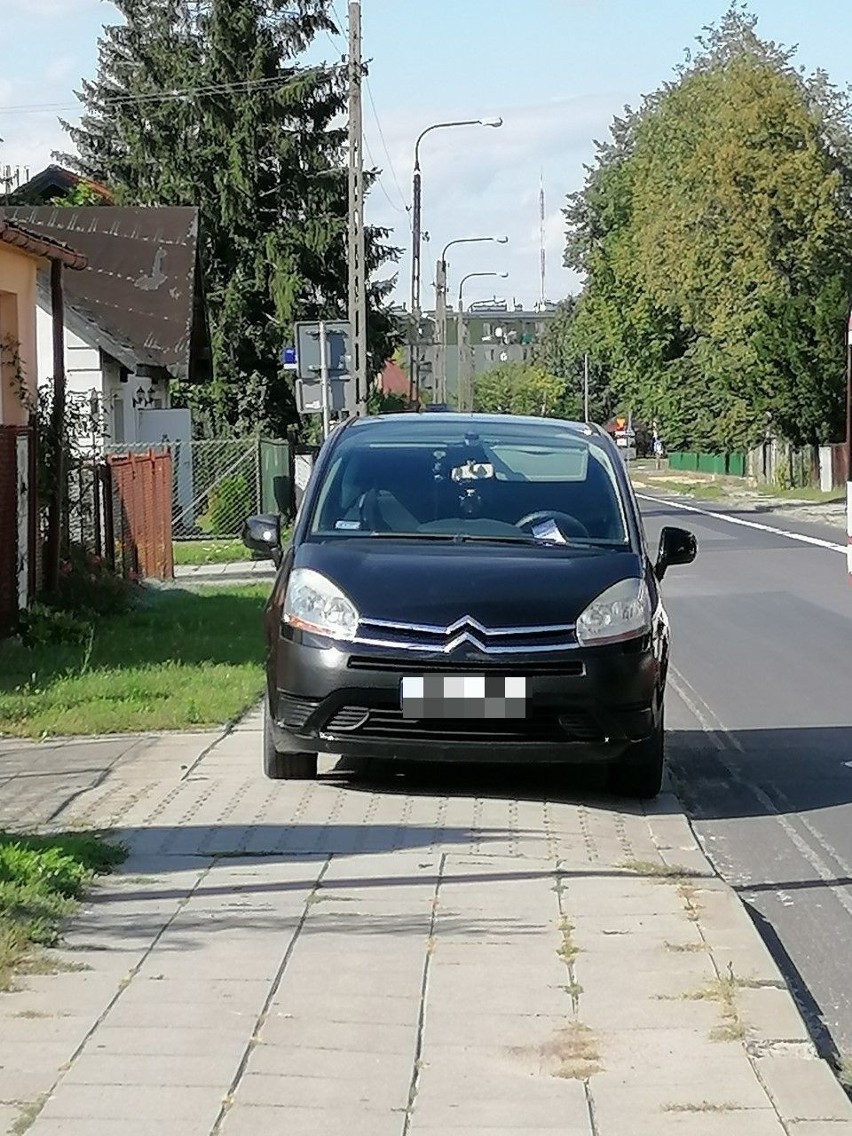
242, 514, 283, 566
655, 526, 697, 580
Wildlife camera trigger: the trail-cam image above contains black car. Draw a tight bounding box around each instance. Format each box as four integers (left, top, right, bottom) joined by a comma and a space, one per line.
243, 413, 696, 798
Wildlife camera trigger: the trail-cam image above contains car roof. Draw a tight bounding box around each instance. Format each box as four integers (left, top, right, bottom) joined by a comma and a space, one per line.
344, 412, 608, 441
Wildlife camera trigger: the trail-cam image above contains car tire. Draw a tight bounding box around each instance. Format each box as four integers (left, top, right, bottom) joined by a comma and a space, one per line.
608, 714, 664, 800
263, 697, 318, 781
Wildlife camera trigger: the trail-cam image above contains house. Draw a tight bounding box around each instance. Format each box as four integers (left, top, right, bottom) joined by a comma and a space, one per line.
0, 217, 86, 635
0, 206, 211, 451
377, 359, 413, 401
400, 300, 557, 404
7, 163, 114, 206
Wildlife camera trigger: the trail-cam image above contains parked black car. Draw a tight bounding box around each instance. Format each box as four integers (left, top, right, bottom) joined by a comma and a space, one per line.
243, 413, 696, 797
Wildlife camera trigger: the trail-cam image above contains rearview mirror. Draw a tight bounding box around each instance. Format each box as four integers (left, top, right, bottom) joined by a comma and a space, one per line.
242, 514, 283, 566
655, 526, 697, 580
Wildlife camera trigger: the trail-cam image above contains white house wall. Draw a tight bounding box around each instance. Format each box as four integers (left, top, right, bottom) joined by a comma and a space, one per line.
35, 301, 99, 401
35, 300, 169, 448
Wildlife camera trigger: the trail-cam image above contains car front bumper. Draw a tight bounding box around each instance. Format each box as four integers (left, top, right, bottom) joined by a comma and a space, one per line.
268, 631, 663, 765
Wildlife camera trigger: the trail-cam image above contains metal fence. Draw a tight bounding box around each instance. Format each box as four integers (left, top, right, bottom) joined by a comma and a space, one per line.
107, 450, 173, 579
64, 457, 110, 558
0, 425, 36, 637
108, 438, 293, 542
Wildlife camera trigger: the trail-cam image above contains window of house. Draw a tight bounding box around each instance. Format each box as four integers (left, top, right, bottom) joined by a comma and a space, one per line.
113, 398, 125, 444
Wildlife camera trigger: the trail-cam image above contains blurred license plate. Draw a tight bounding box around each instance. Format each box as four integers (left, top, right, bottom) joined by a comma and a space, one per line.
401, 676, 526, 720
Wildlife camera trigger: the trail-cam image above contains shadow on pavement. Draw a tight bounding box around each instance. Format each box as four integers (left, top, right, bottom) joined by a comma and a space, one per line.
668, 726, 852, 822
328, 755, 666, 815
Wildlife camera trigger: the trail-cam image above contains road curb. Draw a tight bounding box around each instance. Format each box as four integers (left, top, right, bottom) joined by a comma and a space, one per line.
645, 800, 852, 1125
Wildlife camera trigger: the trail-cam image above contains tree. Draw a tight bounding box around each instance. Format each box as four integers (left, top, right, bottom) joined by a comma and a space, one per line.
564, 4, 852, 451
50, 183, 108, 207
58, 0, 400, 439
472, 362, 579, 419
534, 298, 617, 425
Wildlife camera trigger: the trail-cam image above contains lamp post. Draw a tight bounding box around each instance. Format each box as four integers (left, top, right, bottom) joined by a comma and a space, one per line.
457, 271, 509, 412
409, 117, 503, 400
435, 236, 508, 404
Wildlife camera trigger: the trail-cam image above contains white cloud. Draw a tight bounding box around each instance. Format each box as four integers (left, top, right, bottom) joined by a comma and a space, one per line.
365, 93, 623, 305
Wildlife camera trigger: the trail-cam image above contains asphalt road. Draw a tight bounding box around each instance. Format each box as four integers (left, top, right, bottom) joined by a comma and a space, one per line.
641, 491, 852, 1061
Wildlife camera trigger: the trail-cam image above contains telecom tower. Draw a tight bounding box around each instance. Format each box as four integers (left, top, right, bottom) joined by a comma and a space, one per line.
539, 172, 547, 310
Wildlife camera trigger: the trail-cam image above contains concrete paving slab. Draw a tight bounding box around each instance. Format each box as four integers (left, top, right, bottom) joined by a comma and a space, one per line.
37, 1083, 223, 1123
29, 1123, 213, 1136
754, 1054, 852, 1122
1, 717, 850, 1134
246, 1043, 413, 1084
219, 1105, 403, 1136
258, 1016, 419, 1056
410, 1090, 591, 1130
85, 1026, 248, 1059
60, 1051, 239, 1087
788, 1124, 852, 1135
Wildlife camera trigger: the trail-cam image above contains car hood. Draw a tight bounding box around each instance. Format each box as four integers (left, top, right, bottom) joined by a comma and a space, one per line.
294, 539, 644, 628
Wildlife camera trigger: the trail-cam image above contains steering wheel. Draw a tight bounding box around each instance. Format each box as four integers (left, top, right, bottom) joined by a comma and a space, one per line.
516, 510, 590, 539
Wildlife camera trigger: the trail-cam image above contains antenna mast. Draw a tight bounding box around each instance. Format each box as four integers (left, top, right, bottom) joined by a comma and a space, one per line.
539, 171, 546, 309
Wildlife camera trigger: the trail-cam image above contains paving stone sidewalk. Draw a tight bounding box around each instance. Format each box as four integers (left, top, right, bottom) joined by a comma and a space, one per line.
1, 714, 850, 1135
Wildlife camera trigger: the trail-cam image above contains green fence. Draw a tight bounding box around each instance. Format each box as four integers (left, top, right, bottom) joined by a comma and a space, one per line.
668, 451, 745, 477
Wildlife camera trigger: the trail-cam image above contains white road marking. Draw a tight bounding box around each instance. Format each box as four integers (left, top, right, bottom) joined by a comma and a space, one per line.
637, 493, 846, 555
670, 668, 852, 917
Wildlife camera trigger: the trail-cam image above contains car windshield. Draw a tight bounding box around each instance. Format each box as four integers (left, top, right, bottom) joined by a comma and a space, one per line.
308, 418, 630, 547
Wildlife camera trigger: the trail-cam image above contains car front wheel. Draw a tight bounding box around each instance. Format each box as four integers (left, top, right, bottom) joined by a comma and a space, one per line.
607, 713, 664, 799
263, 696, 318, 781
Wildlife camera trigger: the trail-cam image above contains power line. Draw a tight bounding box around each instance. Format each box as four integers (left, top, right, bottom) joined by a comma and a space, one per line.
0, 68, 343, 116
363, 133, 409, 217
364, 76, 409, 216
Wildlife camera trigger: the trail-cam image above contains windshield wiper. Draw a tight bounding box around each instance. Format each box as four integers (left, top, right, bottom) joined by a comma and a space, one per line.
362, 531, 577, 547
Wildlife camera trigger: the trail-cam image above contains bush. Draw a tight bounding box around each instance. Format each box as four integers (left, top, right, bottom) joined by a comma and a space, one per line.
18, 603, 92, 649
48, 544, 138, 618
203, 474, 254, 536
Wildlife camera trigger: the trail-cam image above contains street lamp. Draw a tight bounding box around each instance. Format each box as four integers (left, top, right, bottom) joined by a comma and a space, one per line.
409, 116, 503, 400
434, 236, 509, 403
457, 271, 509, 412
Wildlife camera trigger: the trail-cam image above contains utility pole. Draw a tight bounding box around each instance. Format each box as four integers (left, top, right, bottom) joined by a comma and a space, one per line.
583, 353, 590, 422
347, 1, 367, 415
434, 258, 448, 404
45, 260, 66, 595
410, 167, 423, 405
319, 321, 331, 440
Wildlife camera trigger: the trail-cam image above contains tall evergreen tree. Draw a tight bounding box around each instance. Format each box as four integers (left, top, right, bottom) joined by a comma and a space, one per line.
59, 0, 399, 437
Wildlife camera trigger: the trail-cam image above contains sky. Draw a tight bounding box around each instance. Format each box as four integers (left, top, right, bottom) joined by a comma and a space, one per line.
3, 1, 851, 310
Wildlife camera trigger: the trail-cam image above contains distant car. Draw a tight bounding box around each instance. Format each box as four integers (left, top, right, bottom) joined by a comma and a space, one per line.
243, 414, 696, 798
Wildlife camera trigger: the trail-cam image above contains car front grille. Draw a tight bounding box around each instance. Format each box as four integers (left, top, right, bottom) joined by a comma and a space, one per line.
347, 655, 584, 677
324, 704, 603, 744
278, 693, 321, 728
352, 615, 578, 656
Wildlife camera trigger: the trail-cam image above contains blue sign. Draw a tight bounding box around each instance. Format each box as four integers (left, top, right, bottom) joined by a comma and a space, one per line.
281, 345, 297, 367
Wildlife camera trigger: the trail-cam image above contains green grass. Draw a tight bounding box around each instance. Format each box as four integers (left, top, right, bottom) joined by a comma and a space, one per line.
754, 485, 845, 504
0, 831, 125, 990
0, 586, 268, 738
173, 530, 292, 567
172, 539, 252, 566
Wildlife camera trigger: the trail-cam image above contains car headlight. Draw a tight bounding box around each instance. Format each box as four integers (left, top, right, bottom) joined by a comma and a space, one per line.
576, 577, 652, 646
283, 568, 359, 641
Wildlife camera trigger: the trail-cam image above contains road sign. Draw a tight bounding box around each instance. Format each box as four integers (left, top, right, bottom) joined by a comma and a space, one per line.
296, 377, 351, 415
281, 345, 297, 371
294, 321, 352, 381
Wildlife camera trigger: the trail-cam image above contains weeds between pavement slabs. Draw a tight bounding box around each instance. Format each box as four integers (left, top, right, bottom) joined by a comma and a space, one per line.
0, 585, 268, 738
0, 831, 126, 991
